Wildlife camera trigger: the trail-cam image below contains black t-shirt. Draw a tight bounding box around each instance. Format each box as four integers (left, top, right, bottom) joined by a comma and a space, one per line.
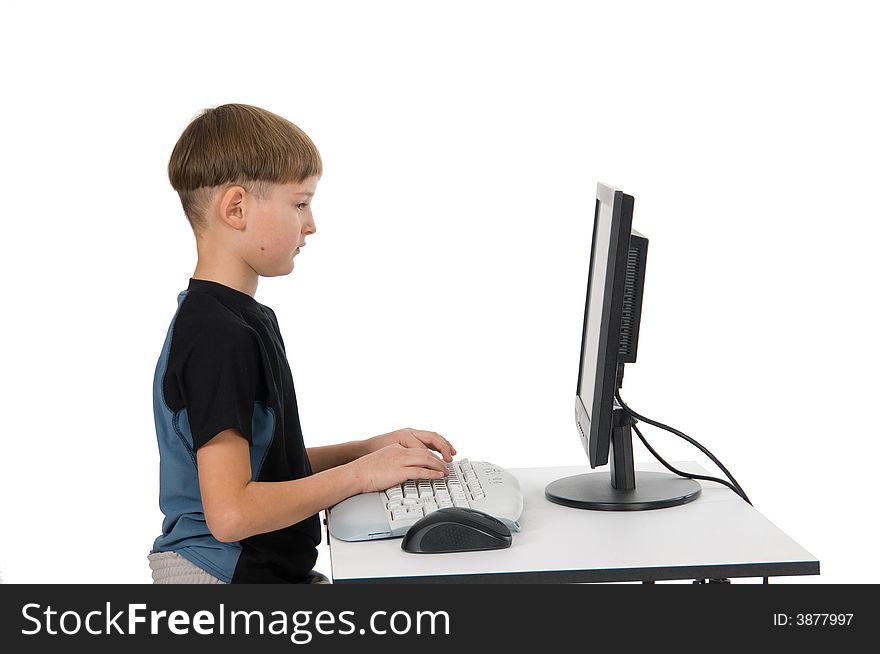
152, 278, 320, 583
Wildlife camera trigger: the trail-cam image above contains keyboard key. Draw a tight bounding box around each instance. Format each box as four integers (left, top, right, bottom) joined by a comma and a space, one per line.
391, 508, 410, 521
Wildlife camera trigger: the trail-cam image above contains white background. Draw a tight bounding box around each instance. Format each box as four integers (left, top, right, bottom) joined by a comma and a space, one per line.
1, 0, 877, 584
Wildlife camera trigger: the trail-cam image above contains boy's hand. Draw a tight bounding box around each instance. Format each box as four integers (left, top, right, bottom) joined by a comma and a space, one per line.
350, 443, 450, 494
366, 428, 457, 463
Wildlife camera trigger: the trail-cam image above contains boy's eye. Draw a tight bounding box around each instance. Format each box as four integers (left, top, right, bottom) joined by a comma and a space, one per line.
297, 203, 309, 210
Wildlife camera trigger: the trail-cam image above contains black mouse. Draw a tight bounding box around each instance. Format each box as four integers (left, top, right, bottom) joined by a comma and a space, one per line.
401, 507, 512, 553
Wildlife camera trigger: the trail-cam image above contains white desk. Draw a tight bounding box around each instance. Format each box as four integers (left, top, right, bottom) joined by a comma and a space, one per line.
327, 462, 819, 583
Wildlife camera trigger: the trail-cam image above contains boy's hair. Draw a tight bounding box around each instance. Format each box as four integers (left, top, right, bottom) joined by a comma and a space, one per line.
168, 104, 322, 233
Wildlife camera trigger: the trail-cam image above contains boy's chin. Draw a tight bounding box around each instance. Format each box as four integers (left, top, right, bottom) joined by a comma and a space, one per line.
267, 261, 296, 277
252, 255, 296, 278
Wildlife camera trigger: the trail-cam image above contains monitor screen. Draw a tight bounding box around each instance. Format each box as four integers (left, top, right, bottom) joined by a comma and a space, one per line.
577, 196, 614, 422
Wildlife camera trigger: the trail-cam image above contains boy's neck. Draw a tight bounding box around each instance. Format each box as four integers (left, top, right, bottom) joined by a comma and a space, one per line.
192, 259, 259, 298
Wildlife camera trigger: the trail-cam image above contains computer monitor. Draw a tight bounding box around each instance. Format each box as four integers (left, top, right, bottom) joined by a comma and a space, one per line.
544, 183, 702, 510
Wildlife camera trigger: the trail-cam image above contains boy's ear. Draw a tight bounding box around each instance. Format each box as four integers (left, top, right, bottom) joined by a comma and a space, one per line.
218, 186, 247, 231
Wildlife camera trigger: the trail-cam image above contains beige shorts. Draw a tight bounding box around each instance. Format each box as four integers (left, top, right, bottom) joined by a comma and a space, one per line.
147, 551, 330, 584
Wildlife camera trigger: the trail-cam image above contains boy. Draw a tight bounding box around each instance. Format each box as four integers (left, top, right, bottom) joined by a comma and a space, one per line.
149, 104, 456, 584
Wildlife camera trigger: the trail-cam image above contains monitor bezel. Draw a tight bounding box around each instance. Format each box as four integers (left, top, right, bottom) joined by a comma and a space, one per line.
575, 182, 635, 468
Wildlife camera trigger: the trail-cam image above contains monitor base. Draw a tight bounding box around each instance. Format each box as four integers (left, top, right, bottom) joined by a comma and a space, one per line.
545, 471, 702, 511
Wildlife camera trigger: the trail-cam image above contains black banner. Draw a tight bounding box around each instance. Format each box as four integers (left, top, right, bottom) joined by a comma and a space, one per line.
1, 584, 875, 651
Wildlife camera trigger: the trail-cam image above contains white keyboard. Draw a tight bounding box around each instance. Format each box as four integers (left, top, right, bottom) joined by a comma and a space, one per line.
327, 459, 524, 541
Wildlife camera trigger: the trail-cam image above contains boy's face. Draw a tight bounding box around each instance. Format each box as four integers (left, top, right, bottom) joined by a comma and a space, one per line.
243, 176, 319, 277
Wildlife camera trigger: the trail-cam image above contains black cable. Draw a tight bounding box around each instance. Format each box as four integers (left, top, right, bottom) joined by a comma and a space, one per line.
615, 389, 752, 505
631, 422, 750, 505
616, 388, 747, 498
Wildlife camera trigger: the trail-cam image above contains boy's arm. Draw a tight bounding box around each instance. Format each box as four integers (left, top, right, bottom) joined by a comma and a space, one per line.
306, 441, 370, 474
200, 430, 360, 541
198, 429, 448, 543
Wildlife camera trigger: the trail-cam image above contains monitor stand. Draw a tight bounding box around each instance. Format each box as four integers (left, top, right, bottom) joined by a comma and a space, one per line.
545, 408, 702, 510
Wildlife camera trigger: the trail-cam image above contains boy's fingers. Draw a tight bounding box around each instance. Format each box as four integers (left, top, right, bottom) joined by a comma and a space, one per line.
409, 429, 455, 462
405, 467, 446, 480
403, 430, 429, 450
411, 448, 448, 473
441, 436, 456, 458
